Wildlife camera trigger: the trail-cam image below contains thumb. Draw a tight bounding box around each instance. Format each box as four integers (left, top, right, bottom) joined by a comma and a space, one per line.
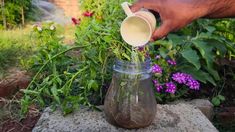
130, 2, 143, 12
151, 22, 172, 41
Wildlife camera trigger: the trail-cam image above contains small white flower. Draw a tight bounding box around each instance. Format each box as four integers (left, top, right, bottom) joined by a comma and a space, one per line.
50, 25, 55, 31
37, 26, 43, 32
32, 24, 38, 29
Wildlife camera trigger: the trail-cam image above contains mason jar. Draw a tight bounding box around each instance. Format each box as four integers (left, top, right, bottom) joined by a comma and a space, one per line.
104, 59, 157, 129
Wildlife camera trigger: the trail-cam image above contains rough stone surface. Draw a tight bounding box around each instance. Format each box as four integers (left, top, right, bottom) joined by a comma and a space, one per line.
33, 103, 218, 132
172, 99, 214, 120
188, 99, 214, 121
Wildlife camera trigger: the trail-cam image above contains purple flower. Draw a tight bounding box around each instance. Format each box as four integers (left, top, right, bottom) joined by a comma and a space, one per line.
165, 82, 177, 94
145, 53, 150, 58
172, 72, 187, 84
153, 80, 163, 92
152, 80, 158, 85
186, 79, 200, 90
138, 47, 144, 51
172, 72, 200, 90
151, 64, 162, 74
155, 55, 161, 59
167, 60, 177, 66
156, 85, 163, 92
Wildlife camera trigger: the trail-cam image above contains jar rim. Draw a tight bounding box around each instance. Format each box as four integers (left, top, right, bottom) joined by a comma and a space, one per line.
115, 58, 151, 65
113, 58, 151, 74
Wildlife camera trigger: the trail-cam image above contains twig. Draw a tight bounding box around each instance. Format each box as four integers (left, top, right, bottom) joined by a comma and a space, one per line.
6, 128, 15, 132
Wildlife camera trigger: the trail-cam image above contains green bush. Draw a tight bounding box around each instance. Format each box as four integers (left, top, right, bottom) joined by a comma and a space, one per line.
0, 0, 32, 29
21, 0, 235, 115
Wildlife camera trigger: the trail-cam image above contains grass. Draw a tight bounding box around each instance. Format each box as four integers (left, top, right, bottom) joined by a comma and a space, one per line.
0, 26, 34, 78
0, 24, 76, 78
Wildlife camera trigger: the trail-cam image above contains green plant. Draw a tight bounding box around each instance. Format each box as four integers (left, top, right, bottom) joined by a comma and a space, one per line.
155, 20, 234, 86
0, 0, 32, 29
212, 95, 225, 106
21, 0, 235, 115
21, 0, 145, 115
21, 23, 89, 115
148, 19, 235, 103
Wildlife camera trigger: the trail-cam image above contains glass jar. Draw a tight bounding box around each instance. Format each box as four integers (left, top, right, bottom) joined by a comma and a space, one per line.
104, 59, 157, 129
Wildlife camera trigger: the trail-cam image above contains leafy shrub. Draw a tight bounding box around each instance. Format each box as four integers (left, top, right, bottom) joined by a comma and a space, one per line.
150, 19, 235, 102
0, 0, 32, 29
21, 0, 141, 115
21, 0, 235, 114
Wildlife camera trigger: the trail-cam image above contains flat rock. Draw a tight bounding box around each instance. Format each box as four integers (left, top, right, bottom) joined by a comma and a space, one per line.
172, 99, 214, 120
33, 103, 218, 132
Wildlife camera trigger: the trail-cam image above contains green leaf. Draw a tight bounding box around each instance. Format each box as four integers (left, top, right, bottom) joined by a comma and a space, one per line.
205, 67, 220, 81
88, 80, 99, 91
98, 50, 103, 63
51, 85, 61, 104
120, 82, 127, 87
159, 47, 168, 58
218, 95, 225, 101
192, 40, 220, 81
181, 48, 201, 70
90, 68, 97, 79
22, 90, 40, 95
206, 39, 227, 56
103, 36, 112, 43
205, 26, 216, 33
193, 40, 214, 68
122, 53, 130, 61
167, 34, 184, 45
56, 77, 63, 85
212, 97, 221, 106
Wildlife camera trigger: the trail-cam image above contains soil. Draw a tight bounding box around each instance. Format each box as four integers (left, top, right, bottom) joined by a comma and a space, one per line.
0, 68, 31, 98
0, 68, 40, 132
0, 108, 40, 132
213, 107, 235, 132
0, 98, 40, 132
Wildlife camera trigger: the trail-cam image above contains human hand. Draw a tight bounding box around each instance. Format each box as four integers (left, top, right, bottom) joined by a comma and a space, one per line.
131, 0, 210, 40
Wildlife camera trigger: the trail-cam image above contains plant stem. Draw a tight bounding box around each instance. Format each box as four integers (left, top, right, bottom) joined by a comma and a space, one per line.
26, 45, 89, 90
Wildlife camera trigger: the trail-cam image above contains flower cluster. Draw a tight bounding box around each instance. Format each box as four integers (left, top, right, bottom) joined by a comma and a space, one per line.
153, 80, 176, 94
153, 80, 163, 92
71, 11, 94, 25
71, 17, 81, 25
186, 79, 200, 90
151, 55, 200, 95
83, 11, 94, 17
165, 82, 177, 94
151, 64, 162, 74
32, 23, 56, 32
167, 59, 177, 66
172, 72, 200, 90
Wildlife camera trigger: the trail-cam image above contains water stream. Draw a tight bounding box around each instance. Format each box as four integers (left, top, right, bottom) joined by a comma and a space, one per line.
32, 0, 70, 25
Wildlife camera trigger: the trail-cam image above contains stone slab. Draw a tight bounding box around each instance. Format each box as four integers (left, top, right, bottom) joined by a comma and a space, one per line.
172, 99, 214, 120
33, 103, 218, 132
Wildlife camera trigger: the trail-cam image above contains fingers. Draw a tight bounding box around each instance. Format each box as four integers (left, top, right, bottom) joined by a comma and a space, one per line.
131, 0, 160, 12
130, 2, 144, 12
151, 22, 172, 41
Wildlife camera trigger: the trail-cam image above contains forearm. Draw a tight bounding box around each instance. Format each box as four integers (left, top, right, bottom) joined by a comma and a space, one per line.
200, 0, 235, 18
